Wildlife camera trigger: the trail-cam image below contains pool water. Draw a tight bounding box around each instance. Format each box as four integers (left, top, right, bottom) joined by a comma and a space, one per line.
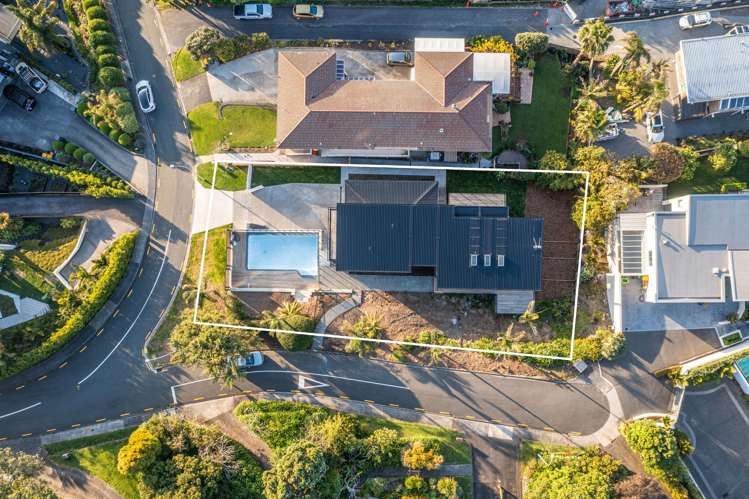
247, 232, 318, 277
737, 356, 749, 378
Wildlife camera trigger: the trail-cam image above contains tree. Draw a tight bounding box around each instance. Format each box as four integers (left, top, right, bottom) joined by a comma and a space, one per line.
649, 143, 685, 183
170, 321, 254, 386
309, 413, 360, 463
573, 19, 614, 78
677, 145, 700, 181
573, 99, 608, 145
537, 150, 579, 191
622, 32, 650, 68
0, 447, 57, 499
185, 27, 223, 61
401, 440, 444, 471
0, 212, 26, 243
263, 440, 329, 499
8, 0, 65, 55
708, 142, 737, 172
526, 447, 622, 499
117, 426, 162, 474
364, 428, 403, 468
514, 32, 548, 57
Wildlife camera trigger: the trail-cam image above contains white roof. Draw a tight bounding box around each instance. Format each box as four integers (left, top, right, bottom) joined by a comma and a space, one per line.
679, 33, 749, 103
414, 37, 465, 53
472, 52, 511, 95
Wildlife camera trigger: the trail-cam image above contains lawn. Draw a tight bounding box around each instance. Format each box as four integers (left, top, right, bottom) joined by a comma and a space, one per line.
0, 252, 58, 301
172, 47, 205, 82
508, 53, 571, 156
445, 170, 527, 217
187, 102, 276, 155
358, 416, 471, 465
47, 428, 139, 499
196, 162, 248, 190
668, 157, 749, 197
250, 165, 341, 187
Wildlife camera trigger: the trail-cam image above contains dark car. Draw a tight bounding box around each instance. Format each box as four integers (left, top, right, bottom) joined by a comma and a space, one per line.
3, 84, 36, 111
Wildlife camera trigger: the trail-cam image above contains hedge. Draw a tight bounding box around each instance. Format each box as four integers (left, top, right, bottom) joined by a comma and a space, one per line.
97, 53, 119, 68
669, 346, 749, 386
73, 147, 86, 160
0, 232, 138, 379
82, 152, 96, 165
85, 6, 107, 20
52, 140, 66, 151
64, 142, 78, 154
98, 66, 124, 88
82, 0, 101, 9
87, 18, 110, 33
0, 152, 132, 198
95, 44, 116, 56
117, 133, 133, 147
90, 31, 115, 48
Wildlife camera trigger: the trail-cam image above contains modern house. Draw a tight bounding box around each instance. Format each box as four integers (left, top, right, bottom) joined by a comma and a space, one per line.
276, 48, 494, 160
0, 5, 20, 45
674, 32, 749, 119
610, 193, 749, 304
335, 177, 544, 313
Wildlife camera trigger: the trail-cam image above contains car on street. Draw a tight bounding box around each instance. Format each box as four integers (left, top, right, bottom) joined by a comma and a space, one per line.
15, 62, 47, 94
645, 110, 665, 143
233, 3, 272, 20
728, 24, 749, 35
3, 84, 36, 111
292, 3, 324, 19
232, 352, 264, 370
135, 79, 156, 113
679, 12, 712, 30
386, 51, 414, 67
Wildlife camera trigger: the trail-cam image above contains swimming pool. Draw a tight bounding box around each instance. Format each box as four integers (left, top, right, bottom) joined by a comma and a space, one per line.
247, 232, 318, 277
735, 356, 749, 395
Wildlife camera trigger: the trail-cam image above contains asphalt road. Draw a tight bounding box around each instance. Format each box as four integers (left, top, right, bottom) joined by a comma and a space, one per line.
160, 5, 548, 52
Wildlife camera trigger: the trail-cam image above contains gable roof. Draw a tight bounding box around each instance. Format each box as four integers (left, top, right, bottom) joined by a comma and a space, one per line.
276, 49, 492, 152
344, 179, 439, 205
679, 33, 749, 103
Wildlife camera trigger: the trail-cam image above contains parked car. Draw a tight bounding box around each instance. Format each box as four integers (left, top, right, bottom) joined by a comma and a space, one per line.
292, 3, 324, 19
232, 352, 264, 370
233, 3, 272, 20
386, 51, 414, 67
645, 110, 664, 143
135, 79, 156, 113
15, 62, 47, 94
3, 84, 36, 111
727, 24, 749, 35
679, 12, 712, 30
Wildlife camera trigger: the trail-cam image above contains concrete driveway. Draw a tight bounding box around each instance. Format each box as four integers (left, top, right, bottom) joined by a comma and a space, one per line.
679, 382, 749, 499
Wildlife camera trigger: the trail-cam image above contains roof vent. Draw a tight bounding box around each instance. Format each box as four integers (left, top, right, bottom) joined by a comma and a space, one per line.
484, 254, 491, 267
532, 237, 543, 250
439, 128, 444, 133
469, 254, 478, 267
496, 254, 505, 267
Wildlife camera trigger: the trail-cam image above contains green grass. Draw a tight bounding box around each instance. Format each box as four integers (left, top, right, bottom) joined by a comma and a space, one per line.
509, 53, 571, 156
445, 171, 527, 217
0, 252, 57, 301
250, 165, 341, 187
358, 416, 471, 465
196, 162, 248, 190
668, 157, 749, 197
172, 48, 205, 82
47, 428, 138, 499
187, 102, 276, 155
520, 441, 584, 464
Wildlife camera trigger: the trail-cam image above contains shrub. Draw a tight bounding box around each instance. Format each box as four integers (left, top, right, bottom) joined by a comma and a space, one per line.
251, 31, 271, 50
738, 139, 749, 158
364, 428, 402, 468
234, 400, 330, 450
82, 0, 101, 9
649, 143, 685, 183
404, 475, 426, 492
59, 217, 81, 229
118, 113, 139, 135
721, 181, 747, 193
109, 129, 121, 140
677, 144, 700, 181
468, 35, 516, 64
345, 313, 381, 357
708, 141, 738, 172
97, 122, 111, 135
402, 441, 444, 471
82, 152, 96, 166
87, 18, 110, 33
514, 32, 548, 56
73, 147, 86, 160
88, 31, 114, 48
98, 66, 124, 88
64, 142, 77, 155
95, 43, 116, 56
436, 477, 460, 498
85, 6, 108, 20
116, 426, 161, 474
215, 38, 239, 64
185, 26, 223, 60
117, 133, 133, 147
52, 140, 66, 151
97, 53, 119, 68
263, 440, 329, 499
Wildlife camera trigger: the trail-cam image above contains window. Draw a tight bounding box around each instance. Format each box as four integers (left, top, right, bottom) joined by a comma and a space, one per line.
484, 254, 491, 267
719, 96, 749, 111
469, 254, 478, 267
496, 254, 505, 267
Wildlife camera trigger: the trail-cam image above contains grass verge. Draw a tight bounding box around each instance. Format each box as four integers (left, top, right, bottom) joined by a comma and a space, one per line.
196, 162, 248, 191
250, 165, 341, 187
187, 102, 276, 155
172, 48, 205, 82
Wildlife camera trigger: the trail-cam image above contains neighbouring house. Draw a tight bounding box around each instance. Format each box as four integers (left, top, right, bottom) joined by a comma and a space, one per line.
610, 192, 749, 304
229, 169, 543, 313
674, 32, 749, 119
276, 45, 498, 160
0, 5, 20, 45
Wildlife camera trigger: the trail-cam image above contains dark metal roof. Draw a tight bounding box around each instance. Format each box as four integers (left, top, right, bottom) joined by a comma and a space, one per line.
335, 203, 543, 291
345, 179, 439, 205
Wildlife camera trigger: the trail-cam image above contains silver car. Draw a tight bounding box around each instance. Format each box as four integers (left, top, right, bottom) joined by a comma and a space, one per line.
386, 51, 414, 67
679, 12, 712, 30
233, 352, 264, 370
135, 80, 155, 113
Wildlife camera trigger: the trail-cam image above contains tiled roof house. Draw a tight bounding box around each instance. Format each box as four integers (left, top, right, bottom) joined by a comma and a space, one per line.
276, 50, 493, 156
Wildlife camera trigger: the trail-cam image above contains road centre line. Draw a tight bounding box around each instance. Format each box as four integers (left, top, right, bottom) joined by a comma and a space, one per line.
0, 402, 42, 420
78, 230, 172, 385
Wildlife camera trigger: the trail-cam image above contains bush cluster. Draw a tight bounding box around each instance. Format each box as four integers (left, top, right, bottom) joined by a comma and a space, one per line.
0, 152, 131, 198
52, 138, 98, 167
0, 231, 137, 379
81, 88, 138, 148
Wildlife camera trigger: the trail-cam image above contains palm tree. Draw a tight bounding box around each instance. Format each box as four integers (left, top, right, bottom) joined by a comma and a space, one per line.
574, 19, 614, 79
258, 310, 283, 330
8, 0, 64, 55
623, 32, 650, 68
573, 99, 608, 145
575, 78, 609, 110
276, 301, 303, 320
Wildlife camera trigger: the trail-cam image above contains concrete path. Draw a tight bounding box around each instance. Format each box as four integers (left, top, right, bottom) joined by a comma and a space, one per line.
312, 291, 362, 350
39, 462, 121, 499
191, 180, 237, 234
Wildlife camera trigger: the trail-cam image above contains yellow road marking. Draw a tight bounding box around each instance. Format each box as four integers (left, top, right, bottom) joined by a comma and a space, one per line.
492, 419, 503, 424
291, 389, 301, 394
171, 285, 176, 294
544, 427, 554, 432
242, 390, 253, 394
120, 412, 130, 417
97, 329, 104, 336
70, 424, 80, 428
439, 411, 451, 416
59, 362, 68, 368
464, 415, 477, 420
568, 431, 582, 437
193, 396, 205, 401
314, 391, 325, 396
517, 423, 528, 428
112, 309, 120, 318
339, 395, 350, 399
127, 289, 133, 298
47, 429, 56, 433
364, 399, 374, 404
218, 392, 228, 397
15, 385, 24, 390
79, 345, 87, 353
138, 267, 144, 277
21, 433, 32, 437
96, 418, 107, 423
37, 375, 47, 381
388, 403, 399, 408
266, 389, 275, 393
143, 408, 154, 412
415, 407, 426, 412
0, 437, 6, 442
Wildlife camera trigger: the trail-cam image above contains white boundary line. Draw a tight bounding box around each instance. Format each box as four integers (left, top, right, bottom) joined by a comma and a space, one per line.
193, 160, 590, 362
0, 401, 41, 420
78, 230, 172, 385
